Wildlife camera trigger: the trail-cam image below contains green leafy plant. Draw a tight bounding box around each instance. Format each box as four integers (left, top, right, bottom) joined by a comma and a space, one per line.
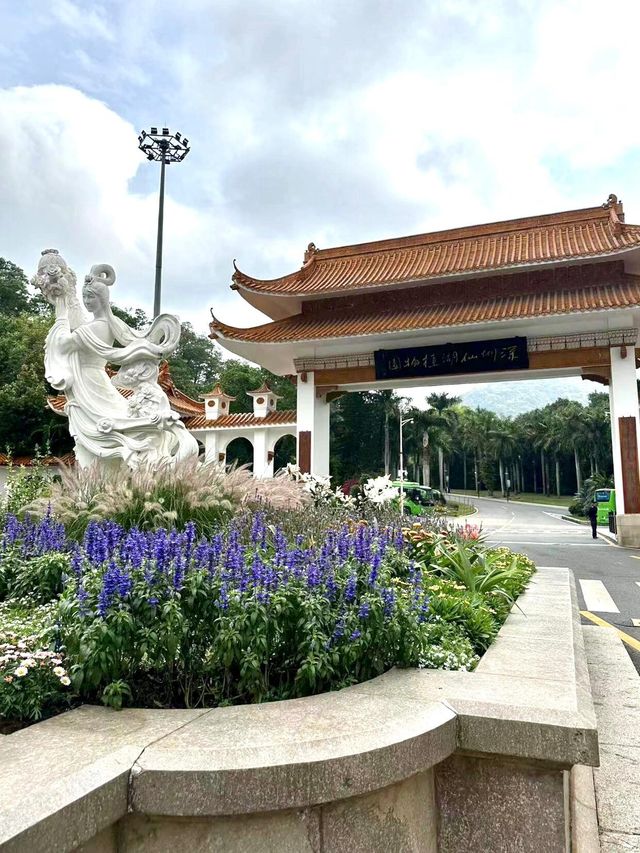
0, 602, 71, 726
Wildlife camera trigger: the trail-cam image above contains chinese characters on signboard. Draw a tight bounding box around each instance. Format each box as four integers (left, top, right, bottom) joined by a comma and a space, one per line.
374, 337, 529, 380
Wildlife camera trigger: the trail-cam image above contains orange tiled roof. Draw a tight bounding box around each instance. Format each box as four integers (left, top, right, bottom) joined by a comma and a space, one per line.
211, 279, 640, 344
247, 381, 280, 396
231, 197, 640, 296
0, 452, 75, 467
184, 410, 296, 429
201, 383, 236, 400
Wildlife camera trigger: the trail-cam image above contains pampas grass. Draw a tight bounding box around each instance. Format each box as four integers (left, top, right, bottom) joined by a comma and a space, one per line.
22, 459, 308, 538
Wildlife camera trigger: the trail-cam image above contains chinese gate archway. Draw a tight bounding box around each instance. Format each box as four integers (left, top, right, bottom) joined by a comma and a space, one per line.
211, 194, 640, 545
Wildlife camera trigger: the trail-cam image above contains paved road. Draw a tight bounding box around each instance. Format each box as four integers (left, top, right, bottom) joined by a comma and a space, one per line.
458, 495, 640, 672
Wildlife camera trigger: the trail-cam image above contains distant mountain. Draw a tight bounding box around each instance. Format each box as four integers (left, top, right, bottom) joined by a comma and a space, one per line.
460, 377, 602, 416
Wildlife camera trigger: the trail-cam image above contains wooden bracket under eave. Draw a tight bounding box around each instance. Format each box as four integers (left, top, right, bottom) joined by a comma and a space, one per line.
581, 366, 611, 386
317, 385, 345, 403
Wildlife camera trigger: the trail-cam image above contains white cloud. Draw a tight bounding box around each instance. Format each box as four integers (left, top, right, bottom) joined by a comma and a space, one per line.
2, 0, 640, 384
0, 84, 267, 334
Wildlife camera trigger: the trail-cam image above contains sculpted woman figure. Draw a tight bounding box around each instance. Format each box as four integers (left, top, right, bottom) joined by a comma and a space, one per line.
33, 249, 198, 469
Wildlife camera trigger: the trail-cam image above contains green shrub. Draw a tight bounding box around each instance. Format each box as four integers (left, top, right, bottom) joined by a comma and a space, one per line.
1, 453, 52, 518
7, 553, 70, 604
0, 602, 71, 725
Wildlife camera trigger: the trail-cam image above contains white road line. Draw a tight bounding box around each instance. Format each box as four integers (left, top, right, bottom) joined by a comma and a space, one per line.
485, 541, 606, 547
536, 566, 570, 570
636, 582, 640, 590
579, 579, 620, 613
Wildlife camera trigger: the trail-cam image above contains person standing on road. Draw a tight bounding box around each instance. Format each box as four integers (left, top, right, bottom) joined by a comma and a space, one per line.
587, 501, 598, 539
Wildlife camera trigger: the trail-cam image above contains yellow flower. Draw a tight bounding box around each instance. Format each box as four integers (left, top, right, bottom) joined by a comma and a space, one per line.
15, 666, 28, 677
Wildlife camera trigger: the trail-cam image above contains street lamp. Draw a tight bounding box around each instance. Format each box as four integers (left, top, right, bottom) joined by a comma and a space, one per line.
138, 127, 190, 317
398, 415, 413, 516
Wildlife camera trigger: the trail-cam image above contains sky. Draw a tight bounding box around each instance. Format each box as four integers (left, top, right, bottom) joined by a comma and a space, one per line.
1, 0, 638, 401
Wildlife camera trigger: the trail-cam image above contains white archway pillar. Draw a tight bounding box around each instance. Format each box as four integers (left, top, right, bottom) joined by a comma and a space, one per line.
296, 372, 330, 476
252, 429, 272, 478
609, 344, 640, 544
202, 431, 220, 464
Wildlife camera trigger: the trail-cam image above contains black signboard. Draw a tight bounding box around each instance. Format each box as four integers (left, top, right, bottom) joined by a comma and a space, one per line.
374, 336, 529, 381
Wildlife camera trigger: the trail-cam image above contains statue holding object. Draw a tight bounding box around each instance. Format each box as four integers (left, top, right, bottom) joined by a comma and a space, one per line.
32, 249, 199, 469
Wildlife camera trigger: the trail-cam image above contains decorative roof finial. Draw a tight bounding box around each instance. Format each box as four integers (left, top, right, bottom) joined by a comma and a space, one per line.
303, 242, 318, 265
603, 193, 619, 208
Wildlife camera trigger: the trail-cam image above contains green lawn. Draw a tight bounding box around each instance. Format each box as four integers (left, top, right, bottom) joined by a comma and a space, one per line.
451, 489, 573, 507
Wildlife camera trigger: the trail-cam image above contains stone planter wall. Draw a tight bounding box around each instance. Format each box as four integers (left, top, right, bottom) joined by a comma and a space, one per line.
0, 568, 598, 853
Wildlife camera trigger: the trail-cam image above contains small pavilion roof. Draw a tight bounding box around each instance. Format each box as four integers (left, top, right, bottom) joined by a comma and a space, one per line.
201, 382, 236, 401
231, 196, 640, 301
211, 277, 640, 344
247, 381, 281, 398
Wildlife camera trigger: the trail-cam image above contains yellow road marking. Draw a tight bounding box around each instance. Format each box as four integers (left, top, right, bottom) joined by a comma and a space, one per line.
631, 555, 640, 560
580, 610, 640, 652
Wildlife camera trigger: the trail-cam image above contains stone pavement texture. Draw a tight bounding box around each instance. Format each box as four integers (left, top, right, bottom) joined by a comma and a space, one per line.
584, 626, 640, 851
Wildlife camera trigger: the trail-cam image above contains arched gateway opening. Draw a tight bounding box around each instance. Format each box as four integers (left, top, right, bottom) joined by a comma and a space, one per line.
272, 433, 296, 473
211, 195, 640, 545
224, 437, 253, 471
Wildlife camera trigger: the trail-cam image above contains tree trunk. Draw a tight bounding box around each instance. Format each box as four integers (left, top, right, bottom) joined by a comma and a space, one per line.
574, 448, 583, 492
463, 454, 468, 491
499, 457, 505, 496
474, 452, 480, 496
438, 446, 444, 490
555, 456, 561, 496
540, 449, 546, 494
533, 461, 537, 494
384, 413, 390, 476
422, 440, 431, 487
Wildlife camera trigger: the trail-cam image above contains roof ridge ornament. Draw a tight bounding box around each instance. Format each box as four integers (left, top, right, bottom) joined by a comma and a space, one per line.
603, 194, 624, 234
303, 242, 318, 266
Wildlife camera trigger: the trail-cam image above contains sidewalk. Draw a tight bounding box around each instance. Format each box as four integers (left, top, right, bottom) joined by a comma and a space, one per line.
582, 625, 640, 850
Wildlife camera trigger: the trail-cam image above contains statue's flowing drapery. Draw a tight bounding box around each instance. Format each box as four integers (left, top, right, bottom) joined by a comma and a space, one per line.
45, 309, 197, 468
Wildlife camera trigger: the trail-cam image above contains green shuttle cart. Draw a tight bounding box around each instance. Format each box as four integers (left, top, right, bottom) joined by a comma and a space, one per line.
594, 488, 616, 525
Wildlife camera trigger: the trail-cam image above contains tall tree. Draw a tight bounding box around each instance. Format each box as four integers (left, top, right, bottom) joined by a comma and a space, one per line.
426, 392, 460, 489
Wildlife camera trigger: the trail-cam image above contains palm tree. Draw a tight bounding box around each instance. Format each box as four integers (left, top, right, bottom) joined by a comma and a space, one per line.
489, 418, 519, 496
426, 392, 460, 489
466, 408, 499, 495
380, 390, 401, 476
453, 406, 476, 490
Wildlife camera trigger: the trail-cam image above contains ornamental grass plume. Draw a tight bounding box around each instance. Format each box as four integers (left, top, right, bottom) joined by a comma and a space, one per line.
21, 459, 308, 538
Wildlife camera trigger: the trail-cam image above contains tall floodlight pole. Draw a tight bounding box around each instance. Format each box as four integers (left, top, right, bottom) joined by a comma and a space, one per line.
399, 415, 413, 515
138, 127, 190, 317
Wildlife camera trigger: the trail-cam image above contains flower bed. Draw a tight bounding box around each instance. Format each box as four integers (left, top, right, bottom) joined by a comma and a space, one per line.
0, 504, 534, 728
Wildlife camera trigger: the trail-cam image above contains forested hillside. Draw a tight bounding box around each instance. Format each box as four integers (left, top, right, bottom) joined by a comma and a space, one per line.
460, 377, 598, 415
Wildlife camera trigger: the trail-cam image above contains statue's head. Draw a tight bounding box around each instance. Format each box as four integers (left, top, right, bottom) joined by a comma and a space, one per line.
82, 264, 115, 314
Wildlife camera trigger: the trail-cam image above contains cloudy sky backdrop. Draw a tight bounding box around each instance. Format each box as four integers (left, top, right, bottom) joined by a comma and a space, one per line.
1, 0, 638, 400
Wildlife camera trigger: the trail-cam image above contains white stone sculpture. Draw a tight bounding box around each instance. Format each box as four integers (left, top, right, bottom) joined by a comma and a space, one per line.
32, 249, 199, 469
